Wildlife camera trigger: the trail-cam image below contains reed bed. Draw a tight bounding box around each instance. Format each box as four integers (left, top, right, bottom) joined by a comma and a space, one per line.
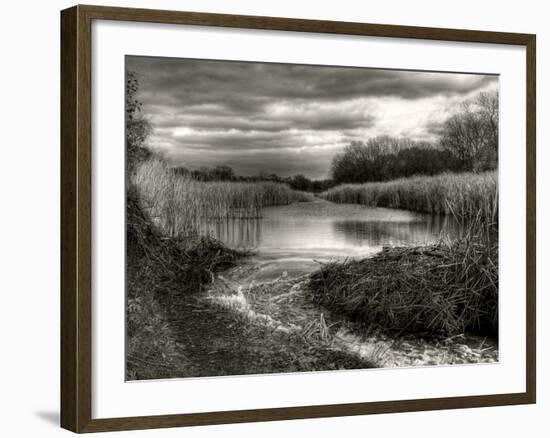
133, 159, 312, 237
320, 172, 498, 226
308, 232, 498, 338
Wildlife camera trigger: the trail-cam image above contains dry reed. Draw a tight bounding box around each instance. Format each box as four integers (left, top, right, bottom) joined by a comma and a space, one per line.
133, 158, 312, 237
320, 172, 498, 226
308, 232, 498, 338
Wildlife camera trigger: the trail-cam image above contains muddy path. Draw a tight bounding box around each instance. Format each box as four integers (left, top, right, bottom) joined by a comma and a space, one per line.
165, 258, 375, 378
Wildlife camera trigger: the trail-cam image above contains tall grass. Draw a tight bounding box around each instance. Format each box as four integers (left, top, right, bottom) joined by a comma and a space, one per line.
320, 172, 498, 226
132, 159, 312, 237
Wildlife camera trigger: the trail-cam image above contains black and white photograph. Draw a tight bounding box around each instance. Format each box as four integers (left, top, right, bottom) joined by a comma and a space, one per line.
125, 56, 499, 381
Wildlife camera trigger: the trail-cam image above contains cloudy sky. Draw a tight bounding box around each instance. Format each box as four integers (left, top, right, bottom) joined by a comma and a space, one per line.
127, 56, 497, 180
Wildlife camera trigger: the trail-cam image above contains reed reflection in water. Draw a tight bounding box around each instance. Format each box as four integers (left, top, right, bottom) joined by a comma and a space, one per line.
333, 214, 463, 248
199, 218, 262, 250
198, 200, 465, 259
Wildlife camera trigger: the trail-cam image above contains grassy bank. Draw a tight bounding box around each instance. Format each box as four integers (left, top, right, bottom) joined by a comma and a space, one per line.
308, 233, 498, 338
126, 184, 244, 379
320, 171, 498, 224
133, 159, 312, 237
127, 158, 314, 379
312, 172, 499, 341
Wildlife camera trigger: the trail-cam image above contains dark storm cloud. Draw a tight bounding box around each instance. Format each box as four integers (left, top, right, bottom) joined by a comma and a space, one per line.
127, 56, 497, 178
128, 57, 493, 105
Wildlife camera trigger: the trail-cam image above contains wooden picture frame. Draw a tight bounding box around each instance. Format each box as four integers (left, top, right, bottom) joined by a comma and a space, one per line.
60, 4, 536, 433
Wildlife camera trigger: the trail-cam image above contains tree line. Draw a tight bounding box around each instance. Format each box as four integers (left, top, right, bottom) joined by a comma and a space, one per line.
330, 90, 498, 184
172, 165, 335, 193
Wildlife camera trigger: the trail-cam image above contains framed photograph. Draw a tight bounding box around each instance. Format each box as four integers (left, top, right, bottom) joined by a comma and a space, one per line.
60, 4, 536, 433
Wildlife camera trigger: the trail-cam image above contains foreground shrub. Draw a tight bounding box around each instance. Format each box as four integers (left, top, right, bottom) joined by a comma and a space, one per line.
308, 235, 498, 338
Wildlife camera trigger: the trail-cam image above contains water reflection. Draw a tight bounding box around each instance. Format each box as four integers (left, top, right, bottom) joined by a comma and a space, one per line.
199, 200, 465, 260
333, 215, 462, 248
199, 218, 262, 249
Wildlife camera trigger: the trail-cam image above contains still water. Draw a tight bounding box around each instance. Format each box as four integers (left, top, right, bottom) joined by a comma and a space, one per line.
200, 200, 462, 265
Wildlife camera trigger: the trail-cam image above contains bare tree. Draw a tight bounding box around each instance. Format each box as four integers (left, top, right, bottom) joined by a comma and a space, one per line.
476, 90, 499, 167
126, 71, 152, 172
440, 90, 498, 171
